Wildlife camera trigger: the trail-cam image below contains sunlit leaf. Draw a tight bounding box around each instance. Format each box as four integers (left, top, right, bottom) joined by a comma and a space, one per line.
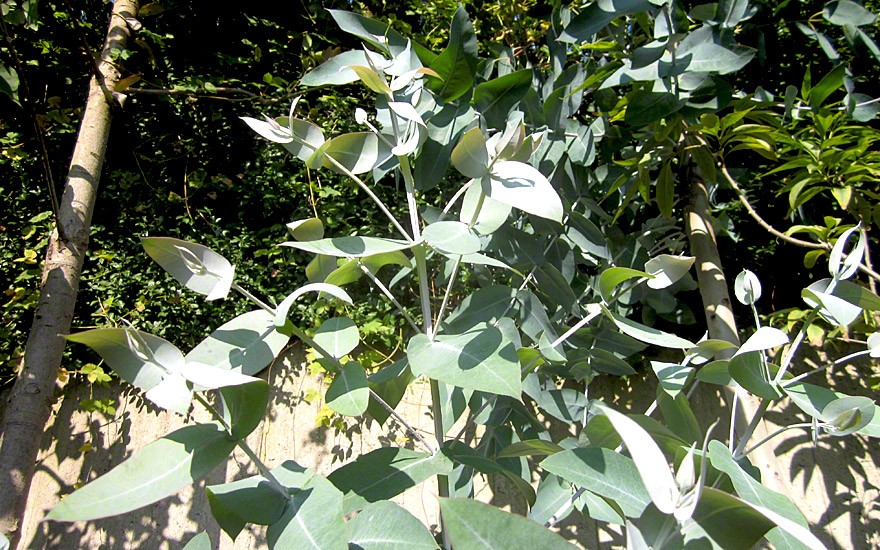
142, 237, 234, 300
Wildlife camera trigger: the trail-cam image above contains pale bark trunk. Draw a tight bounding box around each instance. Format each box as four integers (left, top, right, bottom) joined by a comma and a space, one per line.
685, 178, 792, 497
0, 1, 139, 545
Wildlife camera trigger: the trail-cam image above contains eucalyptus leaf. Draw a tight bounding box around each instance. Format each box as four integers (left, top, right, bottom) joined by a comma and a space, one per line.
220, 380, 271, 440
606, 309, 695, 349
313, 317, 360, 359
598, 267, 650, 302
142, 237, 234, 300
286, 218, 325, 241
440, 498, 576, 549
281, 236, 414, 258
300, 50, 370, 87
186, 310, 293, 376
484, 161, 564, 222
206, 475, 288, 540
735, 269, 762, 305
326, 362, 369, 416
46, 424, 236, 521
423, 220, 481, 255
347, 501, 438, 549
735, 326, 789, 356
181, 532, 211, 550
645, 255, 694, 289
275, 282, 353, 327
451, 127, 490, 179
427, 6, 478, 101
266, 473, 346, 550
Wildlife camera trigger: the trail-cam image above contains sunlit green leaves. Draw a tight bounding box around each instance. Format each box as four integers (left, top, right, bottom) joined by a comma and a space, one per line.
347, 501, 438, 549
281, 236, 414, 257
451, 127, 490, 179
483, 161, 564, 223
47, 424, 236, 521
423, 221, 481, 255
313, 317, 360, 359
186, 310, 293, 376
440, 498, 576, 549
427, 7, 478, 101
326, 362, 369, 416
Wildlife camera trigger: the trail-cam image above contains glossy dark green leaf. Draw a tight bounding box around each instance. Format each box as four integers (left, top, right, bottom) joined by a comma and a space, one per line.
328, 447, 453, 514
657, 390, 702, 444
427, 7, 478, 101
809, 64, 846, 108
440, 498, 576, 549
47, 424, 235, 521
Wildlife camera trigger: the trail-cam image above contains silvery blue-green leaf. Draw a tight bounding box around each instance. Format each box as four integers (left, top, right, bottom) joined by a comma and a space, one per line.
300, 50, 370, 86
540, 447, 651, 518
145, 372, 192, 415
559, 0, 653, 43
681, 488, 775, 549
795, 23, 840, 63
869, 332, 880, 357
657, 390, 702, 445
66, 328, 182, 391
806, 278, 880, 311
593, 402, 678, 515
46, 424, 236, 521
181, 532, 211, 550
266, 473, 346, 550
219, 380, 271, 440
474, 69, 534, 130
142, 237, 234, 300
734, 326, 789, 356
328, 9, 408, 54
734, 269, 762, 305
714, 0, 754, 27
686, 339, 738, 365
821, 396, 875, 436
823, 0, 877, 26
802, 287, 862, 326
497, 440, 565, 459
451, 127, 490, 179
241, 115, 293, 143
528, 475, 578, 525
442, 285, 516, 333
729, 352, 781, 400
281, 236, 414, 258
442, 441, 536, 506
275, 282, 353, 327
280, 118, 326, 162
326, 362, 369, 416
708, 440, 815, 550
347, 501, 439, 549
186, 310, 292, 376
328, 447, 453, 514
423, 220, 481, 255
695, 360, 732, 385
314, 132, 392, 175
829, 225, 866, 280
605, 308, 695, 349
651, 362, 694, 398
408, 325, 521, 398
645, 255, 694, 289
598, 267, 651, 302
459, 252, 513, 270
286, 218, 324, 241
206, 475, 288, 540
485, 161, 564, 222
784, 383, 880, 438
306, 254, 337, 283
460, 182, 511, 235
440, 498, 576, 549
313, 317, 359, 359
675, 26, 755, 75
567, 212, 609, 260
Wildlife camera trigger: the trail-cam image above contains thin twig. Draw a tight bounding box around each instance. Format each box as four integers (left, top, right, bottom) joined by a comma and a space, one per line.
126, 85, 286, 104
369, 388, 436, 453
359, 263, 421, 333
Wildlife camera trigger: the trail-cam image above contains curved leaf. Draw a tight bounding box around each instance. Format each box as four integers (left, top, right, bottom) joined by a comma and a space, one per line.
281, 236, 414, 258
186, 310, 292, 376
423, 220, 481, 255
326, 362, 369, 416
275, 283, 353, 327
484, 161, 564, 222
440, 498, 576, 549
347, 501, 438, 549
142, 237, 234, 300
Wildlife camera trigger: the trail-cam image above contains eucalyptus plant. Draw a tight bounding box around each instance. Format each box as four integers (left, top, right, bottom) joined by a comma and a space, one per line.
46, 3, 880, 549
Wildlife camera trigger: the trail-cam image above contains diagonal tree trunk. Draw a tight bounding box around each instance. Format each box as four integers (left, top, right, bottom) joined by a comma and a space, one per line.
0, 1, 139, 545
685, 178, 792, 498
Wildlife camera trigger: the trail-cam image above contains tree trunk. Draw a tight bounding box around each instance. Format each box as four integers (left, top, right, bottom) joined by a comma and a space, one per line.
0, 1, 138, 545
685, 178, 792, 496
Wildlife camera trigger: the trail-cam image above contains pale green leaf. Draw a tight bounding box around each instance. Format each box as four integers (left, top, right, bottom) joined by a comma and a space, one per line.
281, 236, 414, 258
347, 501, 438, 549
326, 362, 369, 416
440, 498, 576, 549
423, 221, 481, 255
451, 127, 489, 179
645, 255, 694, 289
598, 267, 650, 302
186, 310, 292, 376
275, 283, 353, 327
142, 237, 234, 300
313, 317, 360, 359
485, 161, 564, 222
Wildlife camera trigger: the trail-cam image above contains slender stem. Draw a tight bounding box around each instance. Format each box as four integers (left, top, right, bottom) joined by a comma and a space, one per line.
398, 155, 422, 241
728, 388, 740, 453
413, 244, 434, 337
774, 307, 821, 384
369, 388, 436, 453
550, 306, 602, 348
732, 398, 770, 459
545, 487, 586, 527
437, 179, 476, 222
359, 263, 421, 333
290, 133, 412, 241
193, 394, 290, 498
783, 350, 871, 388
740, 423, 814, 458
233, 282, 275, 314
433, 257, 462, 336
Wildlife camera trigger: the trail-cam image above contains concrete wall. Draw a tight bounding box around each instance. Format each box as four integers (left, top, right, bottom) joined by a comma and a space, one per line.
9, 345, 880, 549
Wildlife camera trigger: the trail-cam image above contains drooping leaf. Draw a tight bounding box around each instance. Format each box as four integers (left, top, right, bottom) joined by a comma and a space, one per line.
823, 0, 877, 27
282, 236, 414, 258
682, 488, 775, 549
598, 267, 650, 302
606, 309, 695, 349
46, 424, 236, 521
645, 255, 694, 289
497, 439, 565, 458
625, 90, 684, 126
315, 132, 392, 175
407, 325, 522, 398
347, 501, 439, 549
326, 362, 369, 416
734, 269, 762, 305
729, 352, 781, 400
328, 9, 408, 53
142, 237, 234, 300
474, 69, 534, 129
206, 475, 288, 540
440, 498, 576, 549
186, 310, 293, 376
286, 218, 325, 241
828, 225, 866, 280
313, 317, 360, 359
560, 0, 653, 43
367, 359, 413, 425
275, 283, 353, 327
219, 380, 271, 440
328, 447, 453, 514
484, 161, 564, 222
451, 127, 490, 179
300, 50, 371, 87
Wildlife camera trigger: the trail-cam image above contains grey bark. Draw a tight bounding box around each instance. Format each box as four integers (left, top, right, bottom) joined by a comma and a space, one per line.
685, 178, 792, 497
0, 1, 139, 545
